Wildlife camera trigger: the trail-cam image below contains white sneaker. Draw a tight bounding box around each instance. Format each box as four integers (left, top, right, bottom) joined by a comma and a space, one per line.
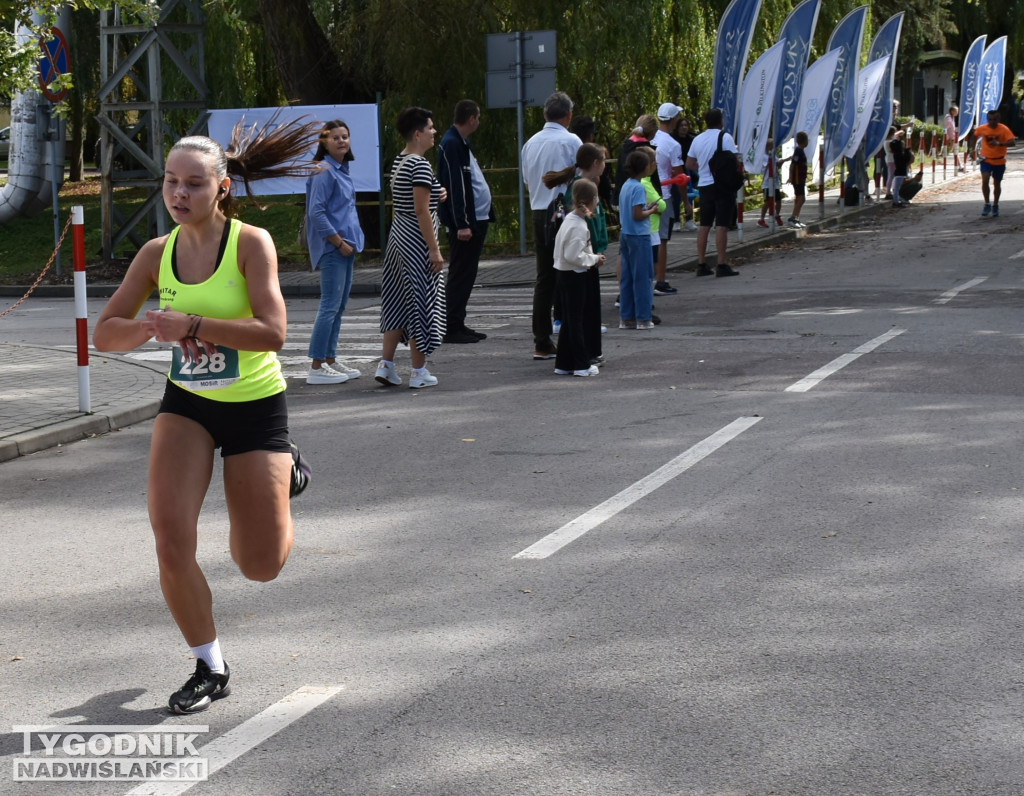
409, 368, 438, 389
573, 365, 599, 377
683, 219, 698, 232
554, 368, 571, 375
374, 360, 401, 386
327, 361, 361, 379
600, 325, 607, 334
307, 364, 348, 385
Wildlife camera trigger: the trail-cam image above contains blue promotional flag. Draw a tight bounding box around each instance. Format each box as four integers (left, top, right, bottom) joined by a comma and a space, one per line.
979, 36, 1007, 115
712, 0, 764, 135
773, 0, 821, 146
862, 13, 904, 160
958, 35, 986, 141
823, 5, 868, 171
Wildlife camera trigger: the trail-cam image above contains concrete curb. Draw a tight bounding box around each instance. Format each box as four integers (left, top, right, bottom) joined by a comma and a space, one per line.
0, 398, 162, 463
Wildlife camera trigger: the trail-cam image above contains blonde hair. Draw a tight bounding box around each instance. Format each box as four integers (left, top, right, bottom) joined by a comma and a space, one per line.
633, 114, 658, 140
571, 178, 598, 210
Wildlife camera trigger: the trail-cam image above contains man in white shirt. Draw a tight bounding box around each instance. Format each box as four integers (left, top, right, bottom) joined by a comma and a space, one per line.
649, 102, 684, 295
685, 107, 740, 278
521, 91, 583, 359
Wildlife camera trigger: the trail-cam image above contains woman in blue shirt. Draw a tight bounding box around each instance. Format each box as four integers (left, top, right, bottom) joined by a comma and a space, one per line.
305, 120, 366, 384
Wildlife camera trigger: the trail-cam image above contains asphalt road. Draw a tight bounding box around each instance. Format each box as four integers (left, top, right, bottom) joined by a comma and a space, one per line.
1, 167, 1023, 795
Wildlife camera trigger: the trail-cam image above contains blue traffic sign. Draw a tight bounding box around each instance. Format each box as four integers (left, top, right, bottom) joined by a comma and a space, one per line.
39, 27, 70, 102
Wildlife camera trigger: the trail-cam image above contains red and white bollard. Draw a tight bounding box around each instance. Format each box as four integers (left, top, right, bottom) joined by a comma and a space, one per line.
736, 186, 745, 243
818, 143, 826, 218
72, 205, 90, 413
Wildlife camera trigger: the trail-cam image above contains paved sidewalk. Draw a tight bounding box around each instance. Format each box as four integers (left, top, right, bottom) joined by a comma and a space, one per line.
0, 343, 165, 462
0, 167, 974, 462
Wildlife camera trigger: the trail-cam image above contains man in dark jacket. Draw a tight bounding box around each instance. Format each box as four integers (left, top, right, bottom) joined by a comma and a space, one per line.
437, 99, 495, 344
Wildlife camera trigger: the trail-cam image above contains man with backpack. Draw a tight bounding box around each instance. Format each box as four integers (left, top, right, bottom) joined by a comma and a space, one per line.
685, 107, 741, 277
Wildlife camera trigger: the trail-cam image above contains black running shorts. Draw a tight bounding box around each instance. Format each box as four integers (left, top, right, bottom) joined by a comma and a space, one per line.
158, 380, 291, 457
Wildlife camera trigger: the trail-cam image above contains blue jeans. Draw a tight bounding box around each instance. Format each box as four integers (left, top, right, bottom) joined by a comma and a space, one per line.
890, 176, 905, 205
308, 248, 355, 360
619, 233, 653, 322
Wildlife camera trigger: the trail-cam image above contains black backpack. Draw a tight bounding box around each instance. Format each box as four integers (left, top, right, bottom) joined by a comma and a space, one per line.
709, 130, 744, 197
543, 193, 566, 247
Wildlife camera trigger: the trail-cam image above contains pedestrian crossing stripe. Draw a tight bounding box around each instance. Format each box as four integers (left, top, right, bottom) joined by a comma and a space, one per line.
86, 288, 534, 376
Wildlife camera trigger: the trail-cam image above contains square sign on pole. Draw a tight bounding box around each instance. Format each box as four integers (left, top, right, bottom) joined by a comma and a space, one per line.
486, 33, 518, 72
520, 30, 557, 68
485, 68, 556, 109
484, 30, 558, 254
486, 30, 557, 71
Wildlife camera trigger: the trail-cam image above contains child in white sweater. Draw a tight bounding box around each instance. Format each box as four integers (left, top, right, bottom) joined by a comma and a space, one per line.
552, 178, 606, 376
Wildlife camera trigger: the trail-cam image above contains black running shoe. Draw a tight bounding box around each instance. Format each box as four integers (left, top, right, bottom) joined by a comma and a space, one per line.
290, 443, 311, 498
168, 660, 231, 714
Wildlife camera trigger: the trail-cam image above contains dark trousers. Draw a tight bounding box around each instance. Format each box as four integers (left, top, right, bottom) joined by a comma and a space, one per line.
582, 266, 602, 360
531, 209, 557, 351
445, 221, 488, 333
555, 270, 590, 372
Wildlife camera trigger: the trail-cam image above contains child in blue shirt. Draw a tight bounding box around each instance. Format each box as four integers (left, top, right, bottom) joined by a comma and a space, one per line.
617, 150, 659, 329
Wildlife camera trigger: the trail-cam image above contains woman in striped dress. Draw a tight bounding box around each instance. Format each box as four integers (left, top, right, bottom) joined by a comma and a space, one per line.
375, 107, 447, 389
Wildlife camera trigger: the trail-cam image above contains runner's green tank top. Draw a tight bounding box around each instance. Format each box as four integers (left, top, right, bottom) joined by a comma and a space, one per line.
158, 218, 286, 402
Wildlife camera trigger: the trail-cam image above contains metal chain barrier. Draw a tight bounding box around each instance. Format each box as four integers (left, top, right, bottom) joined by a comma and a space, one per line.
0, 214, 75, 318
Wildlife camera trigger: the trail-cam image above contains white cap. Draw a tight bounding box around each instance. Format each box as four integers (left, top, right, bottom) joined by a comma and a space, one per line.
657, 102, 683, 121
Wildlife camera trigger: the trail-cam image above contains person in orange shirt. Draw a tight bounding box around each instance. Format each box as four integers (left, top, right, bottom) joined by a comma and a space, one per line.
975, 109, 1016, 217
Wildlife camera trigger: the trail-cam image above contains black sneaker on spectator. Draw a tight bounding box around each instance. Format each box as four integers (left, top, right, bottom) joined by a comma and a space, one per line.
464, 327, 487, 340
168, 660, 231, 714
444, 331, 479, 344
695, 264, 714, 277
654, 281, 678, 295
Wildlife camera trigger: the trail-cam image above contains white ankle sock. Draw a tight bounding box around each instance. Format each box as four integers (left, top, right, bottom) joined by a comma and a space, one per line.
190, 639, 225, 674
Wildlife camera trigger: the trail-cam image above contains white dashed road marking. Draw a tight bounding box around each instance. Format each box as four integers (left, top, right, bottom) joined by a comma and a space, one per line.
123, 685, 343, 796
514, 417, 764, 560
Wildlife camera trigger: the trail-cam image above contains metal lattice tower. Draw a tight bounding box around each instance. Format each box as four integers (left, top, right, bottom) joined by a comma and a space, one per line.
97, 0, 208, 259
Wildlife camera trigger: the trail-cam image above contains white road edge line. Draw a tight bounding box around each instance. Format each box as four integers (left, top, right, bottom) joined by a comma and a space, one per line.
1010, 248, 1024, 260
513, 416, 763, 560
934, 276, 988, 303
785, 328, 906, 393
123, 685, 343, 796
